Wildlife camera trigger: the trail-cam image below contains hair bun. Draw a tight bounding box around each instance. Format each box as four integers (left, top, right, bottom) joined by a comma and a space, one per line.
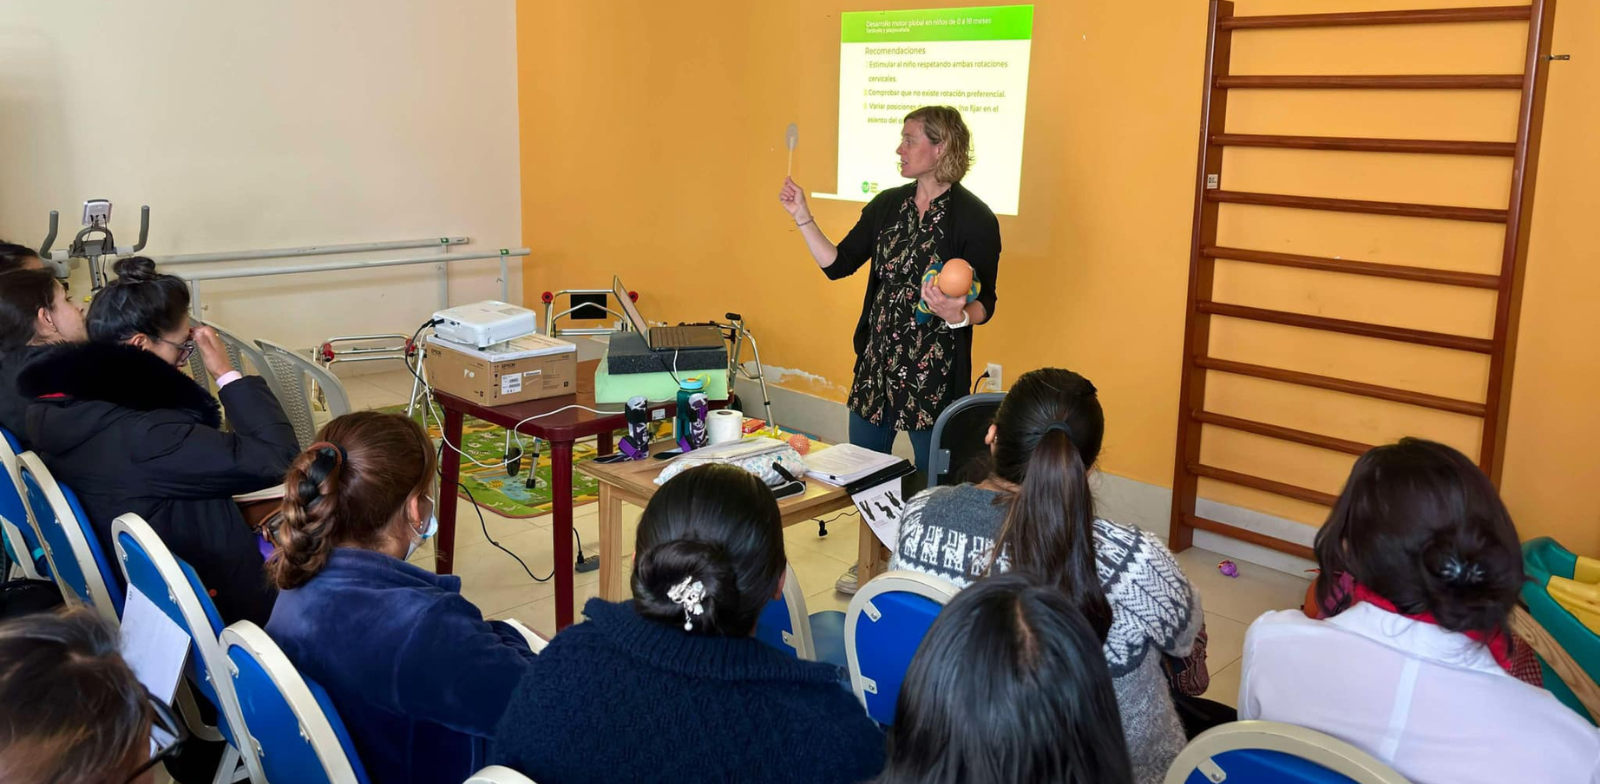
111, 256, 159, 283
631, 539, 739, 634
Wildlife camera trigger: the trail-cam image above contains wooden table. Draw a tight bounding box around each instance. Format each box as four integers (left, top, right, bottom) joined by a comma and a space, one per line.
577, 442, 888, 601
433, 358, 699, 630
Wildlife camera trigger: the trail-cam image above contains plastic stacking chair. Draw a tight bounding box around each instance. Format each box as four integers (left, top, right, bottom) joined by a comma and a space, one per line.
256, 339, 353, 449
926, 392, 1004, 488
17, 452, 123, 622
756, 563, 847, 667
1163, 721, 1411, 784
112, 513, 261, 784
465, 766, 538, 784
844, 570, 958, 725
209, 321, 272, 379
221, 621, 372, 784
0, 429, 48, 580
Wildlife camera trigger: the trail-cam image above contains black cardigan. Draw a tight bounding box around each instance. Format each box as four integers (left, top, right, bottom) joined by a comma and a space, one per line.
825, 182, 1001, 411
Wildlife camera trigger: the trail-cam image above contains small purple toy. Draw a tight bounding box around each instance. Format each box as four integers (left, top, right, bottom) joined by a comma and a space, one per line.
1218, 560, 1239, 578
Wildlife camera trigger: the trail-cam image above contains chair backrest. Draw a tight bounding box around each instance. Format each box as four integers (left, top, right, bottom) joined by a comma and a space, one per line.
112, 513, 265, 783
1163, 721, 1412, 784
221, 620, 372, 784
256, 339, 352, 449
465, 766, 538, 784
844, 570, 958, 724
17, 452, 123, 622
756, 563, 815, 660
927, 393, 1004, 487
0, 429, 48, 580
1522, 537, 1600, 724
209, 321, 272, 380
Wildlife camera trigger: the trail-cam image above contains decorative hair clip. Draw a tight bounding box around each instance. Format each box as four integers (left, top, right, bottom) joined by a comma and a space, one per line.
1440, 557, 1486, 585
667, 576, 706, 631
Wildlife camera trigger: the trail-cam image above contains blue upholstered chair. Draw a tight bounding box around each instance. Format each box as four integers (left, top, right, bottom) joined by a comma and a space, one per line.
844, 570, 958, 725
1162, 721, 1411, 784
0, 429, 48, 580
221, 620, 373, 784
18, 451, 123, 622
755, 563, 846, 667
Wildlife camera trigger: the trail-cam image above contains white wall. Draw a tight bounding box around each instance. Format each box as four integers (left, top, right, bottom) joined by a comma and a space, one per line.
0, 0, 522, 351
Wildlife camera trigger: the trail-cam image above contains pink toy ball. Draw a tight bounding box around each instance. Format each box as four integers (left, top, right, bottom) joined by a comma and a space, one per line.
1218, 560, 1239, 578
787, 433, 811, 455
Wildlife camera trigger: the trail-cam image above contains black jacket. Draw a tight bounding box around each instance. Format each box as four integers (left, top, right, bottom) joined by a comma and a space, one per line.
0, 344, 57, 449
20, 343, 300, 625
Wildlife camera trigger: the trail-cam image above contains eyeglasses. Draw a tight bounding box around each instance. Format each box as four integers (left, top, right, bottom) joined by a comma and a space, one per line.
151, 335, 196, 365
124, 691, 190, 783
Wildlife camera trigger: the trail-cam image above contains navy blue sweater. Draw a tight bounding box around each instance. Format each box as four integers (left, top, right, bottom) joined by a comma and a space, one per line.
267, 548, 535, 784
494, 599, 885, 784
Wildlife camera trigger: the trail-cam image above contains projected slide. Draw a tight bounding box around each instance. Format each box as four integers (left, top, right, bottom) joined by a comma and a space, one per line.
815, 5, 1033, 216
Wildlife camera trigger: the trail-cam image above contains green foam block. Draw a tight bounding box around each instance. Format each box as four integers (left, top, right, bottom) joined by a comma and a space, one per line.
594, 354, 730, 404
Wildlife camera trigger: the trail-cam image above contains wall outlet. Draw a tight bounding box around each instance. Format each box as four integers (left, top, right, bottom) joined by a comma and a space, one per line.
984, 362, 1003, 392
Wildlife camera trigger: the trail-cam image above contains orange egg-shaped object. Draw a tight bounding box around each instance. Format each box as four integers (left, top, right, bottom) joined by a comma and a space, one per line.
937, 258, 974, 297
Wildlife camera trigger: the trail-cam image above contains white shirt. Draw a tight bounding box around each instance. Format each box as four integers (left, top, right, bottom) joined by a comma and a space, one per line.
1241, 605, 1600, 784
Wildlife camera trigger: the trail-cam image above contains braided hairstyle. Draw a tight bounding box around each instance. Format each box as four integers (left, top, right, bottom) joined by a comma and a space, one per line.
269, 411, 437, 589
631, 464, 785, 636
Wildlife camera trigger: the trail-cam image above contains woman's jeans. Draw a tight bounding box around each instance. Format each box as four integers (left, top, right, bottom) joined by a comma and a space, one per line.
848, 410, 931, 479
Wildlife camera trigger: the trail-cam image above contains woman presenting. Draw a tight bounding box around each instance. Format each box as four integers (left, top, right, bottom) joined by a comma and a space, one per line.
779, 106, 1000, 594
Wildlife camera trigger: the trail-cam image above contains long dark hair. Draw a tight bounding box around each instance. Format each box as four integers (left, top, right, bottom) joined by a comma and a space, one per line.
875, 573, 1133, 784
269, 412, 437, 589
0, 242, 41, 274
1314, 438, 1524, 638
985, 367, 1112, 640
0, 608, 152, 784
86, 256, 190, 343
0, 270, 61, 353
631, 464, 785, 636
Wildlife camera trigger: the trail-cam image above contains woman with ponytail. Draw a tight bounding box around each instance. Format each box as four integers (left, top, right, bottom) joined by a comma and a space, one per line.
889, 367, 1202, 784
19, 257, 297, 625
1241, 439, 1600, 784
493, 464, 883, 784
266, 412, 536, 784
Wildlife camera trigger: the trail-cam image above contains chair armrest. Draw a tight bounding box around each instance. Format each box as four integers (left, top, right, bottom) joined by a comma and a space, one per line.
502, 618, 548, 654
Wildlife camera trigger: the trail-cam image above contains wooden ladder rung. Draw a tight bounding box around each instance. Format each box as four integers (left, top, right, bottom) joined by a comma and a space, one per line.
1216, 74, 1524, 90
1207, 190, 1509, 223
1189, 462, 1339, 506
1220, 5, 1532, 30
1198, 301, 1494, 353
1185, 514, 1317, 561
1191, 410, 1374, 456
1195, 355, 1488, 417
1211, 133, 1516, 157
1203, 246, 1501, 289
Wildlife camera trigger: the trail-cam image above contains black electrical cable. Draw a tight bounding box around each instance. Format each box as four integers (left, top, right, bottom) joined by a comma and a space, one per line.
972, 371, 990, 395
458, 480, 554, 583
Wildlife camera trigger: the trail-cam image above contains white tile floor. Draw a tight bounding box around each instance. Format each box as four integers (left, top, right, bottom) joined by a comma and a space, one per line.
351, 369, 1311, 709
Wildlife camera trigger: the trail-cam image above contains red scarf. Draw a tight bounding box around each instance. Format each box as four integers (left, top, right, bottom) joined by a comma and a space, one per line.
1352, 583, 1514, 671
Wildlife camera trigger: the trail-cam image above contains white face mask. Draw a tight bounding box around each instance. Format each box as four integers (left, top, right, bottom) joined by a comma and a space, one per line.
405, 495, 439, 560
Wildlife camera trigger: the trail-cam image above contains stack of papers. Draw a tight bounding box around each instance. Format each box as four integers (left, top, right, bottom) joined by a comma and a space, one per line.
804, 443, 903, 486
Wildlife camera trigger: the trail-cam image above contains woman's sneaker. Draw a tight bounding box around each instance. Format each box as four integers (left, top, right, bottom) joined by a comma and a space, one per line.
835, 564, 859, 595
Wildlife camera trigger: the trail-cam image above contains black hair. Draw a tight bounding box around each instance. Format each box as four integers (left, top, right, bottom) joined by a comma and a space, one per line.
85, 256, 190, 343
0, 270, 62, 353
0, 608, 152, 784
985, 367, 1112, 641
875, 573, 1134, 784
1314, 438, 1524, 638
631, 463, 785, 636
0, 242, 41, 275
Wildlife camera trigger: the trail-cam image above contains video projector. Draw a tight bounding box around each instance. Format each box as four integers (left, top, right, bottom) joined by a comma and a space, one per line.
431, 301, 539, 348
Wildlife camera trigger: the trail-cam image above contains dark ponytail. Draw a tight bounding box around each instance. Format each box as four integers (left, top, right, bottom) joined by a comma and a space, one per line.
631, 464, 785, 636
85, 256, 190, 343
269, 412, 436, 589
0, 270, 61, 353
986, 368, 1112, 641
1314, 438, 1523, 638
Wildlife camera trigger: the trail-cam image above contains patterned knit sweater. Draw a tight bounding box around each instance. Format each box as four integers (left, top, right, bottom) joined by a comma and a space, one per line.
889, 484, 1203, 784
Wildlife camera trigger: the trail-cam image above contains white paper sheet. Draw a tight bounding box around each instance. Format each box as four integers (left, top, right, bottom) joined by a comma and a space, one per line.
120, 585, 191, 705
853, 480, 906, 550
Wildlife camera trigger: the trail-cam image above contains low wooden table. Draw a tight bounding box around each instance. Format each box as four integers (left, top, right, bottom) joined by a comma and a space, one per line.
577, 443, 889, 600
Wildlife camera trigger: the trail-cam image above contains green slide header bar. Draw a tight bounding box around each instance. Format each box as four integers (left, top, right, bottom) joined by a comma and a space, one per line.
842, 5, 1033, 43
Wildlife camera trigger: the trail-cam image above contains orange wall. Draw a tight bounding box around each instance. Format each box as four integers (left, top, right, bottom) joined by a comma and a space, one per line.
517, 0, 1600, 554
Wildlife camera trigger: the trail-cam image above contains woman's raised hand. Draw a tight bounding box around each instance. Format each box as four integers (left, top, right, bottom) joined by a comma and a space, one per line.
778, 177, 812, 223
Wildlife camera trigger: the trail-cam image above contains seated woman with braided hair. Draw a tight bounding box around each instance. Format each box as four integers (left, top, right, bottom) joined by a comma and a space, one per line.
264, 412, 536, 784
493, 464, 884, 784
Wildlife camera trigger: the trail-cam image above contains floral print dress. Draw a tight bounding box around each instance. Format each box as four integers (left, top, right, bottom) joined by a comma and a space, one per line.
847, 189, 958, 432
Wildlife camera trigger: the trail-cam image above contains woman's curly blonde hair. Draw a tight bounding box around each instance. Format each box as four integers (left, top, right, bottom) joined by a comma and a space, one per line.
905, 106, 974, 184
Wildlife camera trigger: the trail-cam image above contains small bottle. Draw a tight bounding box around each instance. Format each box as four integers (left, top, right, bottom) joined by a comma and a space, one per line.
674, 377, 706, 446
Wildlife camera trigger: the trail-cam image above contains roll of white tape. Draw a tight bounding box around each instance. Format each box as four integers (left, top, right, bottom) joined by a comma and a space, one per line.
707, 409, 744, 445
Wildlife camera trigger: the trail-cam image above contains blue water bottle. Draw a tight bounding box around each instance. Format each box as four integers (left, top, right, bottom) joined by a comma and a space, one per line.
674, 377, 705, 447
